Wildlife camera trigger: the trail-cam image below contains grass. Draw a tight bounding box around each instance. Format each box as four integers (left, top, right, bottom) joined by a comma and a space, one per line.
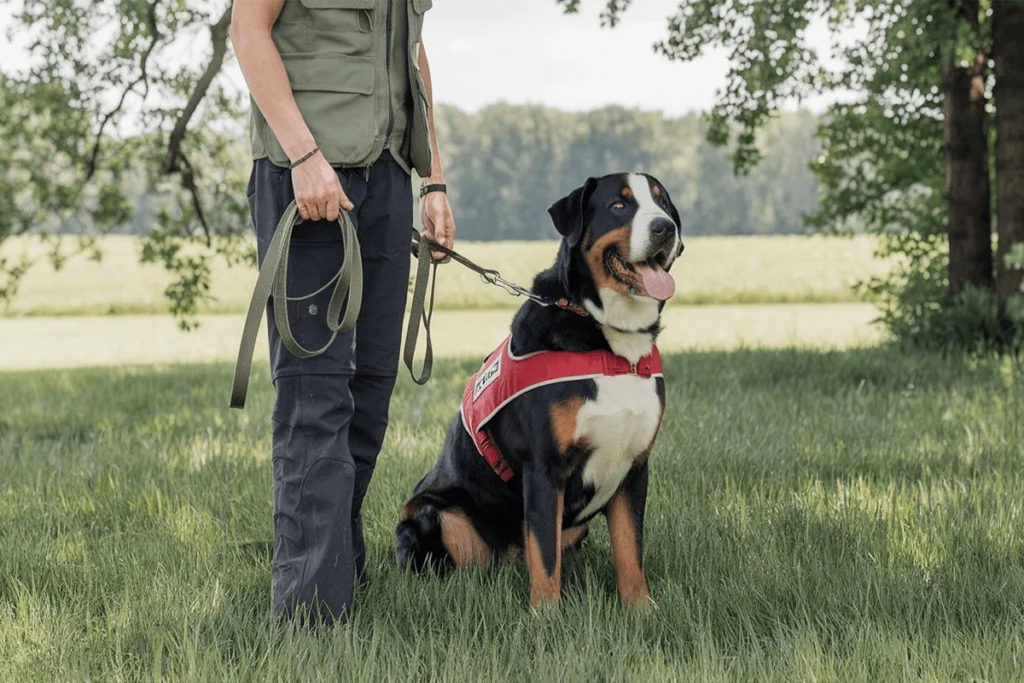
3, 348, 1024, 680
1, 234, 888, 316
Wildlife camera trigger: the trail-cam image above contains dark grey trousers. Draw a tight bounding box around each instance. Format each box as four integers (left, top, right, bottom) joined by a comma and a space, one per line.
246, 151, 412, 626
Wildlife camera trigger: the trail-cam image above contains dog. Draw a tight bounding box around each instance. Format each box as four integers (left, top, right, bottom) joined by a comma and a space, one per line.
395, 172, 684, 608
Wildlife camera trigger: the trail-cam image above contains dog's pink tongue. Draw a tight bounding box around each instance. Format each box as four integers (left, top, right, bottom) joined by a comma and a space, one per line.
635, 263, 676, 301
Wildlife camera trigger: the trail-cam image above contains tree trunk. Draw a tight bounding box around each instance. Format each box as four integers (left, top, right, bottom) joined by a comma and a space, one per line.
993, 0, 1024, 321
942, 45, 994, 297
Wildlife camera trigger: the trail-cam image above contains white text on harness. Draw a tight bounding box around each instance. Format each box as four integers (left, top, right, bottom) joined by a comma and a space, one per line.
472, 354, 502, 402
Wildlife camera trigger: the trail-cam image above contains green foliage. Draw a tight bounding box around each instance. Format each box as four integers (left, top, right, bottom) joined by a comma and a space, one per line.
436, 104, 822, 241
560, 0, 1014, 350
1005, 243, 1024, 324
1, 0, 251, 329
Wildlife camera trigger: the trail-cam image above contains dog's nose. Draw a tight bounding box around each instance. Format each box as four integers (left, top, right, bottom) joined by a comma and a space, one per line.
650, 218, 674, 237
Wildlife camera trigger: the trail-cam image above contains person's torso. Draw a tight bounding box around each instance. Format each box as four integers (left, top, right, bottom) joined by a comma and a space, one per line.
249, 0, 434, 176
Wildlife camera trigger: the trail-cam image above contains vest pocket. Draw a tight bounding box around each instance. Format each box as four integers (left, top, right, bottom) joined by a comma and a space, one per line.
262, 53, 377, 167
296, 0, 374, 55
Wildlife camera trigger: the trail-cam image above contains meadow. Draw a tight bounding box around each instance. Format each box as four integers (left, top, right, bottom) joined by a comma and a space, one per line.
4, 233, 1023, 681
2, 351, 1024, 681
2, 234, 888, 316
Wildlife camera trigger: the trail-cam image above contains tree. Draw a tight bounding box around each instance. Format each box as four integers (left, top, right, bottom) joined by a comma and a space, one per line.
940, 0, 992, 296
993, 0, 1024, 322
558, 0, 1024, 346
1, 0, 250, 326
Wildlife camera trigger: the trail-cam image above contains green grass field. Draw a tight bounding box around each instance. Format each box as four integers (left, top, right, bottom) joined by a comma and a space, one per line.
2, 234, 888, 316
3, 350, 1024, 681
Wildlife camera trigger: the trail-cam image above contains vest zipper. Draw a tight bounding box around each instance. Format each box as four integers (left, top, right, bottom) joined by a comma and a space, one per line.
383, 0, 394, 150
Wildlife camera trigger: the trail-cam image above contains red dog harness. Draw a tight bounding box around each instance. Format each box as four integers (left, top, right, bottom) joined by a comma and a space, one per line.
459, 335, 663, 482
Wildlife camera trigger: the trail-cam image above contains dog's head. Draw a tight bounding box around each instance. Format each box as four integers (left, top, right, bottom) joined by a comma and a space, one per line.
548, 173, 684, 321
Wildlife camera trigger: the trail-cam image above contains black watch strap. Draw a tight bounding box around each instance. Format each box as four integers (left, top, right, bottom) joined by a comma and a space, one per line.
419, 183, 447, 198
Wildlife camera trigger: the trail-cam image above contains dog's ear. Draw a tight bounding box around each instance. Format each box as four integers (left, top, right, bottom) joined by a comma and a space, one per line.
548, 177, 598, 247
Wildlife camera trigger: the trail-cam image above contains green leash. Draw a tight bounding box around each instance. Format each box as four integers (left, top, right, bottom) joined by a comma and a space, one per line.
403, 229, 438, 385
230, 200, 363, 409
230, 200, 550, 407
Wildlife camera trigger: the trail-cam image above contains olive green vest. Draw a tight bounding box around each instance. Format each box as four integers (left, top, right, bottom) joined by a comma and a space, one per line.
249, 0, 433, 177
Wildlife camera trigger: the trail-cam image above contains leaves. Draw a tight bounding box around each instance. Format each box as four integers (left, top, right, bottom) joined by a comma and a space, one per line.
1, 0, 247, 329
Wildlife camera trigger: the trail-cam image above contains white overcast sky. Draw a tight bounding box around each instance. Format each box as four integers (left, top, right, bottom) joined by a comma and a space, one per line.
0, 0, 843, 117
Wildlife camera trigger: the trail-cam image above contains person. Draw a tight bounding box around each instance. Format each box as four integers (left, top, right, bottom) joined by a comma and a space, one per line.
230, 0, 455, 626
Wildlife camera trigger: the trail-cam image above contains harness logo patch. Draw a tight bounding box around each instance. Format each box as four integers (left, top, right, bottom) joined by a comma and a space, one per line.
473, 354, 502, 402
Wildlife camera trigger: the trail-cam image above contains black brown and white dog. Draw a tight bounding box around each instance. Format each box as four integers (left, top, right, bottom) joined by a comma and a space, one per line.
395, 172, 683, 608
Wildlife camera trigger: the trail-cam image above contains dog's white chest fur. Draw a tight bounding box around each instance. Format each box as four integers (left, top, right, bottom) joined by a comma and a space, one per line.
571, 374, 661, 522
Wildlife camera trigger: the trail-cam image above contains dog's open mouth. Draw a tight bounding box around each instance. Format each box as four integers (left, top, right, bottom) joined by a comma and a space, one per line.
605, 250, 676, 301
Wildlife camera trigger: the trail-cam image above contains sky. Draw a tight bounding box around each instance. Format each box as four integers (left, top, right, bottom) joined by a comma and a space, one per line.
0, 0, 843, 117
419, 0, 734, 116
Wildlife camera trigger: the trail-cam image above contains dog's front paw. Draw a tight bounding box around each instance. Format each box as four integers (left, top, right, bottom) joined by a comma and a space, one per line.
618, 576, 650, 609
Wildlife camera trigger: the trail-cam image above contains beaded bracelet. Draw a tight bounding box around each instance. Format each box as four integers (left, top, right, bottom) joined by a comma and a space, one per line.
289, 146, 320, 169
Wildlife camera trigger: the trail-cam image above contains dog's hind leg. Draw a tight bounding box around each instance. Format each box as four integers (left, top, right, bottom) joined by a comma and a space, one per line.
396, 502, 449, 574
562, 524, 589, 551
396, 500, 493, 575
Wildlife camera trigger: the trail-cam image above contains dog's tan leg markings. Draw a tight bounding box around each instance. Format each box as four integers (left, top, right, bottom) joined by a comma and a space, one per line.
440, 509, 493, 569
606, 490, 649, 608
550, 398, 584, 453
525, 490, 564, 608
400, 501, 417, 522
561, 524, 589, 550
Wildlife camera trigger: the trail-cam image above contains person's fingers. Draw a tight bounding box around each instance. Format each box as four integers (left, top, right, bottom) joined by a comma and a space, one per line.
337, 181, 355, 212
297, 201, 311, 221
442, 215, 456, 248
325, 193, 340, 222
308, 194, 324, 221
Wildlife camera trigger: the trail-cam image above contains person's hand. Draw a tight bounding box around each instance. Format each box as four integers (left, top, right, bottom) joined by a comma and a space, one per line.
291, 151, 354, 221
421, 189, 455, 263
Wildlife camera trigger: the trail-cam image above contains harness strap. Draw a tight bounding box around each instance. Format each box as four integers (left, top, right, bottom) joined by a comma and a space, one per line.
230, 200, 362, 409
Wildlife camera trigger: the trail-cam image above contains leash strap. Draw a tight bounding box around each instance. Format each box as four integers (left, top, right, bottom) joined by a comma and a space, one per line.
403, 229, 438, 385
230, 200, 362, 408
401, 230, 591, 385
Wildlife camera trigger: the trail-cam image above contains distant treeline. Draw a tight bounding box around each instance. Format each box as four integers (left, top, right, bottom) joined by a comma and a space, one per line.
107, 105, 822, 240
434, 104, 822, 241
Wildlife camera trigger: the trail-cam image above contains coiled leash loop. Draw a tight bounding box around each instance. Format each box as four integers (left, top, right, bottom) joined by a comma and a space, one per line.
231, 205, 588, 407
230, 200, 362, 408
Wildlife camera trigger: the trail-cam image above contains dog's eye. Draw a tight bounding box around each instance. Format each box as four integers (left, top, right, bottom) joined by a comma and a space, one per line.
612, 201, 625, 211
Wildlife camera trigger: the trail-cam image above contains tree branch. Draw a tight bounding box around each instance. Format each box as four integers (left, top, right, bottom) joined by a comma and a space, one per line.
85, 0, 161, 182
162, 5, 232, 175
160, 3, 231, 247
178, 151, 212, 246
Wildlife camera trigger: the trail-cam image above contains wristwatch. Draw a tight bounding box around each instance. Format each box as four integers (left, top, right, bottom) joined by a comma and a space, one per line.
419, 182, 447, 198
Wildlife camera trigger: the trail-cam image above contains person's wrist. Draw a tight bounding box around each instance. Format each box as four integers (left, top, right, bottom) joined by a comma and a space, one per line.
419, 178, 447, 199
281, 131, 318, 165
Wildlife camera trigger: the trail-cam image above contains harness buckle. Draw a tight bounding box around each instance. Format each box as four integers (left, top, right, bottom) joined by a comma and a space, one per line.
629, 362, 638, 375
